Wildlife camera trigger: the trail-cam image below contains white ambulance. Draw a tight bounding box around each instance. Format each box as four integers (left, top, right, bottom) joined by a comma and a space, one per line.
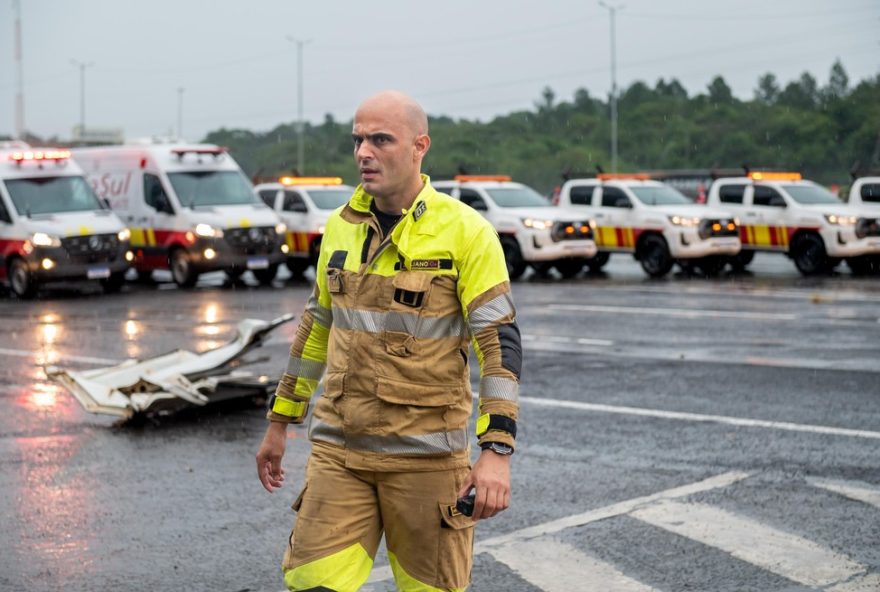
843, 175, 880, 275
432, 175, 597, 279
253, 176, 354, 277
73, 141, 288, 287
0, 145, 132, 298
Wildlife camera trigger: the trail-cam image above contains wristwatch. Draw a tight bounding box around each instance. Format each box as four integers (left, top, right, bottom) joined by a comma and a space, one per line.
480, 442, 514, 456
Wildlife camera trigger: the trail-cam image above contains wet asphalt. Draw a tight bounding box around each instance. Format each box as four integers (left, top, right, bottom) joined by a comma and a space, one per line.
1, 253, 878, 592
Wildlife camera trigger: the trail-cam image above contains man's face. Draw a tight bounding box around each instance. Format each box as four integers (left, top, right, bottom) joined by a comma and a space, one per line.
351, 106, 421, 199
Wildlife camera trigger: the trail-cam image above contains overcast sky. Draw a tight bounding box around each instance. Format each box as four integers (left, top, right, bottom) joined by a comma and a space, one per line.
1, 0, 878, 142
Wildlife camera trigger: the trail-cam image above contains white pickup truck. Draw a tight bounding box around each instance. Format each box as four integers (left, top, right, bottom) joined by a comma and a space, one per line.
844, 176, 880, 274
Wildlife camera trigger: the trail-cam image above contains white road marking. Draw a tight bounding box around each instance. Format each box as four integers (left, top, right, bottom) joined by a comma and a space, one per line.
828, 572, 880, 592
520, 395, 880, 440
807, 477, 880, 510
0, 347, 120, 366
489, 538, 658, 592
521, 334, 614, 347
631, 501, 868, 588
549, 303, 798, 321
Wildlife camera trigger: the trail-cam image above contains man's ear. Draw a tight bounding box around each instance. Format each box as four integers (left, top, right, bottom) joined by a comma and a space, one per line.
413, 134, 431, 160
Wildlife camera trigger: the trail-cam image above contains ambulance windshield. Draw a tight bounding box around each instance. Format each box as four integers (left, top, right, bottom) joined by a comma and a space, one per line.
484, 187, 551, 208
167, 171, 258, 207
782, 184, 840, 205
4, 175, 104, 216
310, 189, 353, 210
629, 185, 690, 205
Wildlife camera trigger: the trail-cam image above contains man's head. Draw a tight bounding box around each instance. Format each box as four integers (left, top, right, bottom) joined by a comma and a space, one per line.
352, 91, 430, 208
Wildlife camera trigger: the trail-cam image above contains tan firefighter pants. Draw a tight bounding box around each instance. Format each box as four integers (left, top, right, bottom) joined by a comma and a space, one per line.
282, 443, 475, 592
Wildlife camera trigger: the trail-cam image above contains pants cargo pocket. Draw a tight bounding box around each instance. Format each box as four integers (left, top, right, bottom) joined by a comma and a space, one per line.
283, 484, 309, 570
435, 501, 475, 589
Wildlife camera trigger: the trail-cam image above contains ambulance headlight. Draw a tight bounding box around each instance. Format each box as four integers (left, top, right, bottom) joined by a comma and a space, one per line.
824, 214, 856, 226
117, 228, 131, 242
521, 218, 553, 230
275, 222, 287, 235
195, 223, 224, 238
32, 232, 62, 247
668, 215, 701, 227
317, 225, 326, 234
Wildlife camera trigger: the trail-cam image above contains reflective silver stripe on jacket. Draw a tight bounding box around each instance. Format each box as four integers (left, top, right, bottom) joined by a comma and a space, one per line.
309, 418, 468, 456
468, 293, 515, 334
332, 306, 465, 339
307, 294, 333, 327
479, 376, 519, 403
285, 356, 326, 381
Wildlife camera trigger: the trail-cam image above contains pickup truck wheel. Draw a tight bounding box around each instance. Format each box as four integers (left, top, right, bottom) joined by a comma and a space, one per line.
695, 256, 726, 277
729, 250, 755, 272
501, 237, 527, 280
253, 264, 279, 285
285, 257, 310, 277
135, 269, 154, 283
847, 255, 879, 276
585, 252, 610, 273
9, 258, 38, 299
101, 271, 126, 294
554, 259, 585, 278
791, 234, 828, 276
638, 235, 673, 278
170, 248, 198, 288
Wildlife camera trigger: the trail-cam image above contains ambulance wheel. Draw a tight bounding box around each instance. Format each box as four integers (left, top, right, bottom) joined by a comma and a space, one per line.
638, 235, 673, 278
101, 271, 126, 294
9, 258, 37, 299
554, 258, 585, 278
695, 256, 726, 277
729, 250, 754, 272
791, 234, 828, 276
585, 252, 610, 273
285, 258, 310, 277
501, 237, 526, 280
169, 249, 198, 288
847, 255, 879, 276
253, 264, 279, 285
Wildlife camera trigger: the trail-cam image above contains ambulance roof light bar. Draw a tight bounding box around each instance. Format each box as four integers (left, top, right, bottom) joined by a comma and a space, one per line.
171, 146, 227, 160
597, 173, 650, 181
279, 176, 344, 186
748, 171, 802, 181
454, 175, 512, 182
9, 149, 71, 164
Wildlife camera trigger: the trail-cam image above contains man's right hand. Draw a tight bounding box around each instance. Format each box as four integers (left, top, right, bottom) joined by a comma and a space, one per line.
256, 421, 288, 492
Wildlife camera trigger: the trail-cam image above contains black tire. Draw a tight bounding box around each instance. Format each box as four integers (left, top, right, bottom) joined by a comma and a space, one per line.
225, 268, 245, 281
585, 252, 610, 272
309, 238, 322, 269
638, 235, 673, 278
501, 237, 527, 280
169, 248, 198, 288
847, 255, 878, 276
695, 255, 726, 277
554, 258, 585, 279
253, 264, 279, 285
101, 271, 126, 294
791, 234, 829, 276
9, 258, 37, 299
285, 257, 310, 277
135, 269, 154, 283
729, 250, 755, 272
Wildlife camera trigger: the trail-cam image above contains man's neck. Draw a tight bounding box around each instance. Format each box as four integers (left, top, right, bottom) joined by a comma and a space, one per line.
372, 176, 425, 215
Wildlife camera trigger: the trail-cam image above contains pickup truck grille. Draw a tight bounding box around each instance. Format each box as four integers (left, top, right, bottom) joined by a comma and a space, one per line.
551, 220, 594, 242
61, 234, 119, 263
855, 218, 880, 239
698, 218, 738, 240
225, 226, 278, 255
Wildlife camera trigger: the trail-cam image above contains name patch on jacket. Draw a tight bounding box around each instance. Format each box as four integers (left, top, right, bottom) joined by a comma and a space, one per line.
406, 258, 454, 271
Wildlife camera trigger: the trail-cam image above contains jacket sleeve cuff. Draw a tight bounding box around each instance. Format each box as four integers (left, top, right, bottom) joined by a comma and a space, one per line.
477, 430, 516, 450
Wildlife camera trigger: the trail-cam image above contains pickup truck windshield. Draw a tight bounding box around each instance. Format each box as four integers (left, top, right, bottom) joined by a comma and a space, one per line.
167, 170, 257, 207
310, 189, 352, 210
485, 187, 551, 207
4, 175, 104, 215
782, 184, 841, 205
630, 186, 690, 205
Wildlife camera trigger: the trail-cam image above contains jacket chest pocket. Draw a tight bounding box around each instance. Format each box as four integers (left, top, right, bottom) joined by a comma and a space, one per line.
389, 271, 434, 312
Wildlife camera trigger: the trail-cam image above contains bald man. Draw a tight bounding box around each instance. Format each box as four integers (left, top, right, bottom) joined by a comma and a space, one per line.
256, 91, 521, 592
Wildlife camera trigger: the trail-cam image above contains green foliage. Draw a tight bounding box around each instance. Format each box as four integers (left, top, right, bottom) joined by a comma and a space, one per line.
203, 63, 880, 193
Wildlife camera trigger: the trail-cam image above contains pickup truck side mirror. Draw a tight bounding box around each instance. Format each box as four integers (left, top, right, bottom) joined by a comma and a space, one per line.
769, 196, 787, 207
291, 203, 308, 213
615, 197, 633, 208
101, 197, 112, 210
471, 199, 488, 212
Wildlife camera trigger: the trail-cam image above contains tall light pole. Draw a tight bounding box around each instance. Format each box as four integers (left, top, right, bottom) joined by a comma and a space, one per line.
177, 87, 184, 139
599, 1, 623, 173
13, 0, 25, 138
70, 59, 95, 139
286, 36, 312, 175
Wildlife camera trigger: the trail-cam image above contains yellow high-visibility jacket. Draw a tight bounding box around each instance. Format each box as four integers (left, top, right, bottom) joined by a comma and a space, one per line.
268, 175, 520, 471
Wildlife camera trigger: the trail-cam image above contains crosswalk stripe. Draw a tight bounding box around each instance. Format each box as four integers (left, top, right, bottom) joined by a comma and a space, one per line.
489, 538, 658, 592
631, 501, 868, 588
807, 477, 880, 510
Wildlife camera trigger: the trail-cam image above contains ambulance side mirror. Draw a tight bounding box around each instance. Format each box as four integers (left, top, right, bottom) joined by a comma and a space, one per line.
101, 198, 112, 210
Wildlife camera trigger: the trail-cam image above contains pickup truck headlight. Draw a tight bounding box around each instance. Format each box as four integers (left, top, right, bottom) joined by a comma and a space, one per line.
195, 223, 224, 238
668, 215, 701, 227
117, 228, 131, 242
521, 218, 554, 230
824, 214, 856, 226
31, 232, 62, 247
275, 222, 287, 235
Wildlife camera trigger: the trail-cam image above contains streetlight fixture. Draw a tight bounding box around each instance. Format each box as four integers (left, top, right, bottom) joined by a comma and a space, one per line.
70, 58, 95, 139
599, 1, 623, 173
286, 36, 312, 175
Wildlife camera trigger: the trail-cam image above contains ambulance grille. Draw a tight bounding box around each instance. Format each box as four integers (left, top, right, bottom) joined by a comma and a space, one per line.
551, 220, 594, 242
698, 218, 738, 239
225, 226, 278, 254
61, 234, 119, 262
855, 218, 880, 239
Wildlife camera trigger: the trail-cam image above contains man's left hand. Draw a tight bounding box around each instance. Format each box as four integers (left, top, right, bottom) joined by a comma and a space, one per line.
458, 448, 511, 521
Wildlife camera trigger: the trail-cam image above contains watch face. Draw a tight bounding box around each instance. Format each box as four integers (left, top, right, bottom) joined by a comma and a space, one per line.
489, 443, 514, 455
